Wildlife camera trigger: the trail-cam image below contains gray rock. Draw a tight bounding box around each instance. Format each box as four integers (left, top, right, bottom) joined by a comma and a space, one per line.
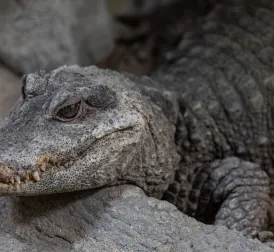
0, 64, 21, 119
73, 0, 115, 63
0, 185, 272, 251
0, 0, 115, 74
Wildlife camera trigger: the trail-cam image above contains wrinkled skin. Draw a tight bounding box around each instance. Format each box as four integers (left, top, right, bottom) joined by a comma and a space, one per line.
0, 65, 179, 197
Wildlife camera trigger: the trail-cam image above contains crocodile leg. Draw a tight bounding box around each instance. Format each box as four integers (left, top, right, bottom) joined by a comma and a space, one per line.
194, 157, 272, 240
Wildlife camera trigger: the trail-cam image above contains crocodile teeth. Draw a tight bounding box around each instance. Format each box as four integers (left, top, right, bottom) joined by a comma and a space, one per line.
15, 176, 21, 185
32, 171, 40, 182
40, 163, 46, 172
19, 172, 29, 181
25, 172, 30, 181
10, 177, 15, 184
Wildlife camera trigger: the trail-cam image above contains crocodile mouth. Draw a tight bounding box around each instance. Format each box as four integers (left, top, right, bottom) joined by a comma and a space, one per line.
0, 157, 76, 190
0, 126, 136, 192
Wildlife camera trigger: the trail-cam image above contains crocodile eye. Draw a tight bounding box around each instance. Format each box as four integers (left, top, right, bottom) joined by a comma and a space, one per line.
56, 102, 81, 121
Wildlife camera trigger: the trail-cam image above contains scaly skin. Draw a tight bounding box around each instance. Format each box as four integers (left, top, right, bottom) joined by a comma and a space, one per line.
1, 0, 274, 245
152, 0, 274, 240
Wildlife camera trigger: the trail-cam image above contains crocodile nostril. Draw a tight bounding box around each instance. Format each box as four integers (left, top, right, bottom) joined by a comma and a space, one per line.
0, 164, 13, 183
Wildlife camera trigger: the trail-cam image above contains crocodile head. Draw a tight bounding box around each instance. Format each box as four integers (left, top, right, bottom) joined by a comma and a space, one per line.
0, 65, 179, 196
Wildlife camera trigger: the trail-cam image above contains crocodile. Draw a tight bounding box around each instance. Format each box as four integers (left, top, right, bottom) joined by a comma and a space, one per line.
1, 0, 274, 245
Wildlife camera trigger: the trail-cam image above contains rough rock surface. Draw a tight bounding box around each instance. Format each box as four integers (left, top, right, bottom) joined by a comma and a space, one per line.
0, 64, 21, 119
72, 0, 115, 63
0, 0, 114, 74
0, 185, 272, 252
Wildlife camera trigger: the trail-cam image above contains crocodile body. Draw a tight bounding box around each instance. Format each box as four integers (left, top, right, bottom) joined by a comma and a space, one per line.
153, 0, 274, 227
0, 0, 274, 245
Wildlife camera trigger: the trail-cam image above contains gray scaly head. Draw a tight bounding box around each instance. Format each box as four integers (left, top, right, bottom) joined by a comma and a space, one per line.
0, 65, 180, 197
